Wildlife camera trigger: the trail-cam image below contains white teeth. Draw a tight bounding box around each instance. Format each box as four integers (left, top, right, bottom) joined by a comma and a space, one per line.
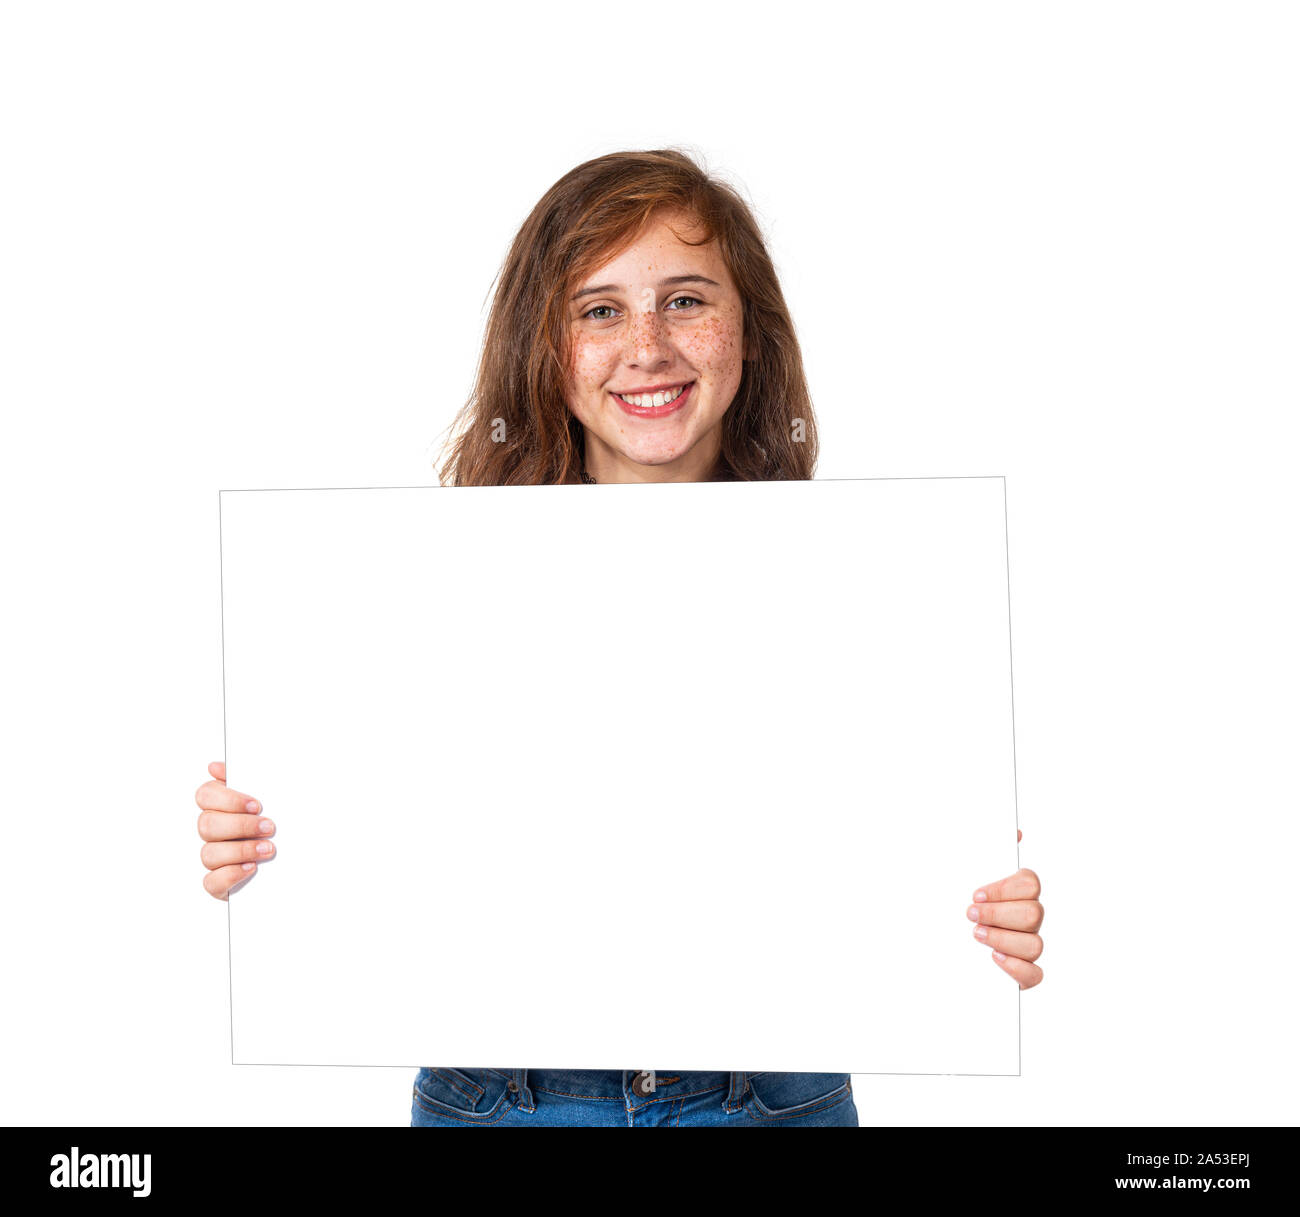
619, 385, 685, 408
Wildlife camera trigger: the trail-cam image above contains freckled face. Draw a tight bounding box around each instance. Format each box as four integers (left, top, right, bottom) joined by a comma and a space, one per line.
565, 211, 746, 480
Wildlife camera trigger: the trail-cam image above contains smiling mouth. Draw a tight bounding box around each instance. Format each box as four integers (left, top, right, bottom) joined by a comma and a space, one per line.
610, 382, 694, 415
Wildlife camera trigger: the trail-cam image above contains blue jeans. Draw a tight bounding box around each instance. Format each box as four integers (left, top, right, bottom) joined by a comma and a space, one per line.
410, 1069, 857, 1126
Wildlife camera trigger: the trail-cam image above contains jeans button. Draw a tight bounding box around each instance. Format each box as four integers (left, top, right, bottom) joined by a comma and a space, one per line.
631, 1071, 656, 1097
507, 1080, 518, 1093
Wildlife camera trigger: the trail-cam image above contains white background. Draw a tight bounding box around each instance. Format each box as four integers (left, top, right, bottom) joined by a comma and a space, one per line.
1, 0, 1296, 1125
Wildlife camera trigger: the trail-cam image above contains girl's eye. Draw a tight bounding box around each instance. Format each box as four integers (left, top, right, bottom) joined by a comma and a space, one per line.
667, 295, 702, 311
584, 305, 618, 321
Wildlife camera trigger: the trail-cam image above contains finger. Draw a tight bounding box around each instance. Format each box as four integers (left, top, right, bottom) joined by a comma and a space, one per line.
197, 809, 276, 843
991, 950, 1043, 990
209, 761, 226, 783
971, 925, 1043, 962
201, 838, 277, 870
973, 867, 1040, 904
203, 862, 258, 901
1017, 829, 1022, 843
195, 777, 262, 816
966, 898, 1043, 933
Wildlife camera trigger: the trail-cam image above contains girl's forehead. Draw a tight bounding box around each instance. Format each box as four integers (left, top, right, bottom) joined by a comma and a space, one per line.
576, 214, 729, 288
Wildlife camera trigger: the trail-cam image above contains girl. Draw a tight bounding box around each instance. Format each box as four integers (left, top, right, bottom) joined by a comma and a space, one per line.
195, 149, 1045, 1127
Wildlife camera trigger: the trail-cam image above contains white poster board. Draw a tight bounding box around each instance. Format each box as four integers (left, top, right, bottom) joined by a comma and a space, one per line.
221, 478, 1020, 1073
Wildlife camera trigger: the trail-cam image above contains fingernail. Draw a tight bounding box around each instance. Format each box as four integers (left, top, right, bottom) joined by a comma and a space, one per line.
966, 906, 980, 922
992, 951, 1006, 962
255, 841, 274, 855
973, 926, 988, 941
241, 862, 256, 872
258, 819, 274, 834
246, 799, 260, 813
974, 889, 988, 903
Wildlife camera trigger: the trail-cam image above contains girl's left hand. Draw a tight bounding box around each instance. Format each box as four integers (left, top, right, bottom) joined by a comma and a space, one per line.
968, 829, 1044, 989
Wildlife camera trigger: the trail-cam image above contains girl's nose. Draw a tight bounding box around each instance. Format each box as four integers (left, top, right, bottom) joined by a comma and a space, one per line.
626, 307, 671, 368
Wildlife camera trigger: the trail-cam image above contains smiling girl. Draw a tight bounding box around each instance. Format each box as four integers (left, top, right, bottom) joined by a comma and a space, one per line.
194, 148, 1045, 1127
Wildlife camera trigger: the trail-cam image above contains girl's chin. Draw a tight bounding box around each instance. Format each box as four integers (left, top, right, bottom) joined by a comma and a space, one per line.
580, 408, 724, 473
612, 447, 691, 471
597, 426, 694, 465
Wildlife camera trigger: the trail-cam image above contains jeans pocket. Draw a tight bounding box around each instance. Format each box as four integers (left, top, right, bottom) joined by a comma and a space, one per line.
745, 1072, 854, 1121
411, 1067, 517, 1125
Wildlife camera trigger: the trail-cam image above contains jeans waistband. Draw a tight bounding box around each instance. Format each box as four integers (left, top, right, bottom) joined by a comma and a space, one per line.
508, 1070, 749, 1112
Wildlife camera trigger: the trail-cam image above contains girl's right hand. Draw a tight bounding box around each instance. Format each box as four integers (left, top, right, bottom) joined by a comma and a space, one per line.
195, 760, 276, 900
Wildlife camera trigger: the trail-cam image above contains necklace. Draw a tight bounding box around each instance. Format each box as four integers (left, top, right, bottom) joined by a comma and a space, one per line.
580, 470, 597, 484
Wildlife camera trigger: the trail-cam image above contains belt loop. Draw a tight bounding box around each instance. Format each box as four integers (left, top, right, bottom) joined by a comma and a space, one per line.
511, 1068, 536, 1113
724, 1071, 748, 1113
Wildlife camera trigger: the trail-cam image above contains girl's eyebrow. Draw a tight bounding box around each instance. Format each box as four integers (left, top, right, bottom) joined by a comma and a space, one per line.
570, 274, 720, 302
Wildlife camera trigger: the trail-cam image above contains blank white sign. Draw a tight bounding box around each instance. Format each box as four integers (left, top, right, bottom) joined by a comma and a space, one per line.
221, 478, 1019, 1073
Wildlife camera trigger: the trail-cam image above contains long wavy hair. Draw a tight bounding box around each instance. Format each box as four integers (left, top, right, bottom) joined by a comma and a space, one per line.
435, 148, 819, 485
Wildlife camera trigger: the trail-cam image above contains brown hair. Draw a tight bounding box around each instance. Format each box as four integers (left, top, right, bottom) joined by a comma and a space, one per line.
434, 148, 819, 486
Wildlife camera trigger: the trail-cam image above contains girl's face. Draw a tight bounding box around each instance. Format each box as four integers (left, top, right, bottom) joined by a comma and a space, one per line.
564, 209, 747, 482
